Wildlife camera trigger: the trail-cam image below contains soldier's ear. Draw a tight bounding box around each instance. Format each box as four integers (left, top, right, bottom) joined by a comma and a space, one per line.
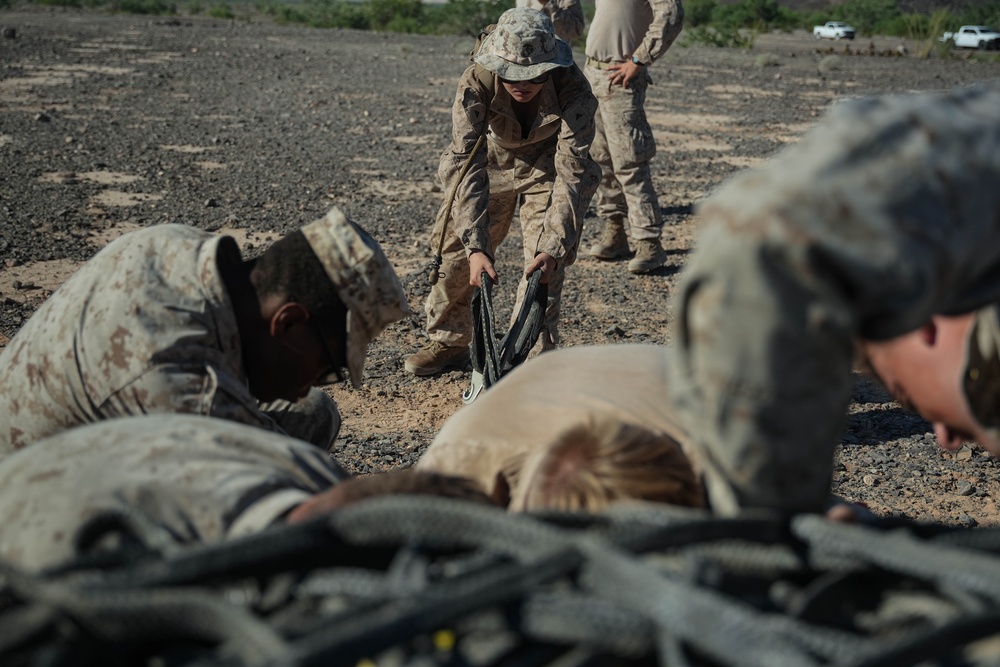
490, 471, 512, 508
268, 301, 311, 338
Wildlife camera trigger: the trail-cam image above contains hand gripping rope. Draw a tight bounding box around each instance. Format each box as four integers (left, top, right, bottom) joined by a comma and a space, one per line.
463, 268, 547, 404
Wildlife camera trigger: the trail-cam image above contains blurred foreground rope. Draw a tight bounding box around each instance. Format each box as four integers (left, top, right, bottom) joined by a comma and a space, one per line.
2, 497, 1000, 666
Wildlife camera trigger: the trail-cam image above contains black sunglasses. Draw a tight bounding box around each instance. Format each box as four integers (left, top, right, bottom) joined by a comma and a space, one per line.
312, 317, 346, 385
289, 296, 346, 385
500, 72, 549, 86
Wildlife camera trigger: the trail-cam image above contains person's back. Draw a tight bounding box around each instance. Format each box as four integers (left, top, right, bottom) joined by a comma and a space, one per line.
0, 414, 349, 571
0, 207, 411, 455
668, 81, 1000, 515
418, 344, 703, 510
0, 225, 243, 454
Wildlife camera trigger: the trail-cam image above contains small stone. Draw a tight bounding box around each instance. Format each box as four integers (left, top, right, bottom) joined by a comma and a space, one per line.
862, 474, 877, 487
604, 325, 625, 337
2, 27, 16, 39
955, 446, 974, 461
204, 198, 219, 208
958, 513, 978, 528
35, 112, 52, 123
956, 480, 975, 496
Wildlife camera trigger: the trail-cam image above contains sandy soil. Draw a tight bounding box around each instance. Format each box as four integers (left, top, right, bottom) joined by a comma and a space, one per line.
2, 7, 1000, 524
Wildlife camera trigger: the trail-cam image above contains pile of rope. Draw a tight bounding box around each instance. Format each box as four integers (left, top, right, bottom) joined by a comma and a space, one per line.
2, 497, 1000, 666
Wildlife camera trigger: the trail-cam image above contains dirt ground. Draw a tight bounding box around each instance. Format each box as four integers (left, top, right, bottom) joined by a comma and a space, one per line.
2, 7, 1000, 525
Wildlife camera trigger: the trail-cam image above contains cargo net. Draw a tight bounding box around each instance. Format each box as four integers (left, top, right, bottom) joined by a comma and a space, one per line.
3, 496, 1000, 666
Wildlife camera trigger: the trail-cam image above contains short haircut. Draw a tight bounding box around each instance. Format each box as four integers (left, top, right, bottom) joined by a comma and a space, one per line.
508, 421, 704, 512
252, 230, 347, 331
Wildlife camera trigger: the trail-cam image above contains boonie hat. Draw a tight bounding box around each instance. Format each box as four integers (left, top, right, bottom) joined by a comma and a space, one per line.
474, 7, 573, 82
301, 207, 412, 389
963, 303, 1000, 439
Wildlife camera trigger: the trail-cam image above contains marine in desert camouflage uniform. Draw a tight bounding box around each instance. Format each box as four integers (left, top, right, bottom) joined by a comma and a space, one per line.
0, 414, 491, 572
418, 344, 704, 511
585, 0, 684, 274
406, 8, 600, 376
0, 207, 410, 455
668, 82, 1000, 515
515, 0, 585, 43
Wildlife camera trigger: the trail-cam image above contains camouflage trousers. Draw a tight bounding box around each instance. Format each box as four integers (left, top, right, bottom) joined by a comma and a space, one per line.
425, 143, 597, 349
584, 61, 663, 241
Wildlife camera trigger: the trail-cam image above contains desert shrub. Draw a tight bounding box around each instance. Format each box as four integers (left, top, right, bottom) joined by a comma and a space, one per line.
708, 0, 798, 33
32, 0, 83, 7
818, 54, 842, 73
206, 1, 232, 17
682, 25, 756, 48
187, 0, 201, 13
116, 0, 174, 12
685, 0, 717, 28
424, 0, 513, 36
366, 0, 423, 32
958, 3, 1000, 29
754, 52, 780, 67
285, 0, 370, 29
837, 0, 902, 36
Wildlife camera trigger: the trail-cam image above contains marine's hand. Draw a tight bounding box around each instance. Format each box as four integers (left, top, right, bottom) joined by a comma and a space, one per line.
469, 251, 498, 287
525, 253, 556, 284
607, 60, 642, 89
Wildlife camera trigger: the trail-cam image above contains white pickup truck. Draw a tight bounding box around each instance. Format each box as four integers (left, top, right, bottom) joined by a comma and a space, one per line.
941, 26, 1000, 50
813, 22, 856, 40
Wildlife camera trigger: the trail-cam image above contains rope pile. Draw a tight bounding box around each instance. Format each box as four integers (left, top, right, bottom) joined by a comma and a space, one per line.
2, 497, 1000, 666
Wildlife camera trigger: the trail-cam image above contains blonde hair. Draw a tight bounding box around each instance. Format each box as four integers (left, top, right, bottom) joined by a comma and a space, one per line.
508, 420, 704, 512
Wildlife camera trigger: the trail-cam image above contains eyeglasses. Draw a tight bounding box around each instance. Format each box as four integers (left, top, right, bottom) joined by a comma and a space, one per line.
311, 316, 346, 386
500, 72, 549, 86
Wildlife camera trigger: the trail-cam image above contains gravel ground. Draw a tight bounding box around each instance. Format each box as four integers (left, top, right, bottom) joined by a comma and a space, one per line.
2, 8, 1000, 525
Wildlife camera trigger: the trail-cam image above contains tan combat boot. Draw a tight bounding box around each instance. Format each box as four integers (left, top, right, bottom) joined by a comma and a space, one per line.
588, 223, 631, 261
404, 342, 470, 376
628, 238, 667, 274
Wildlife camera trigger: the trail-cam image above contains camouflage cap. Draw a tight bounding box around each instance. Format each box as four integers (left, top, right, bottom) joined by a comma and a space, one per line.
474, 7, 573, 82
963, 303, 1000, 439
301, 207, 413, 389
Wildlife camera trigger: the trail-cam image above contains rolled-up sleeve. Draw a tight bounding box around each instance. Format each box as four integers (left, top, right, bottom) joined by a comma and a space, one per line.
634, 0, 684, 65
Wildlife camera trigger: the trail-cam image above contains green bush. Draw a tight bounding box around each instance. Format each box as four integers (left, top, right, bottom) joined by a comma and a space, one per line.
838, 0, 901, 36
207, 1, 232, 17
187, 0, 201, 13
116, 0, 175, 12
685, 0, 718, 28
682, 25, 756, 48
425, 0, 513, 36
367, 0, 423, 31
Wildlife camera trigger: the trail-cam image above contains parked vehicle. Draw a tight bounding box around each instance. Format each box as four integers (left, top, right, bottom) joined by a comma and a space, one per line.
813, 22, 856, 40
940, 26, 1000, 50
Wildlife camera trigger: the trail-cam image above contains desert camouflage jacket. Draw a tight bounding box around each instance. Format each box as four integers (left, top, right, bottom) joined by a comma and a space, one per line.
0, 225, 285, 454
668, 82, 1000, 515
440, 63, 598, 263
0, 415, 347, 572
